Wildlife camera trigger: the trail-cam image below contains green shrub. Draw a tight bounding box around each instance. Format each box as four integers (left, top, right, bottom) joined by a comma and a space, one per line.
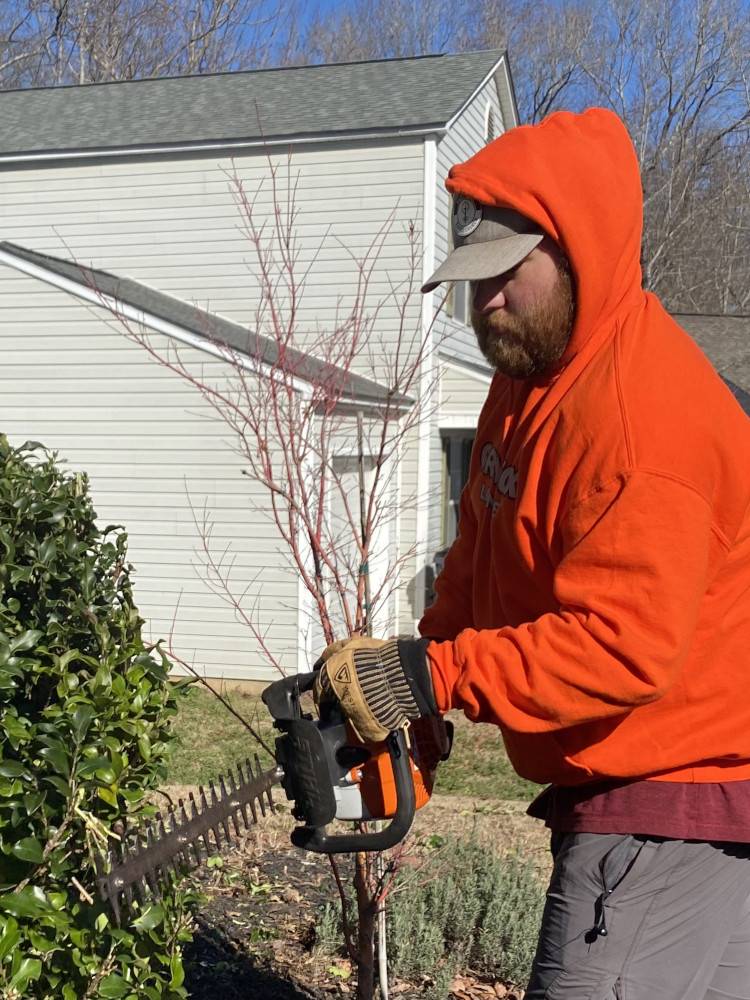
0, 436, 192, 998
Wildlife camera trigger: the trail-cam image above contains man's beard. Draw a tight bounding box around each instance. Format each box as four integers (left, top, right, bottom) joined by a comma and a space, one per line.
470, 266, 575, 379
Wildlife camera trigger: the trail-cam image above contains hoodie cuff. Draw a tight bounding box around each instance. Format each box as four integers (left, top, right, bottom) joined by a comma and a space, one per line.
425, 639, 458, 714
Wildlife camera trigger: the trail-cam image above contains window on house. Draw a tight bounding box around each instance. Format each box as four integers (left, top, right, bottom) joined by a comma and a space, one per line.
445, 202, 471, 326
440, 430, 475, 547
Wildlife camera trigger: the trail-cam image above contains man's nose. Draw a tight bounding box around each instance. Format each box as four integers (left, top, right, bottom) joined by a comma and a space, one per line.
472, 274, 507, 313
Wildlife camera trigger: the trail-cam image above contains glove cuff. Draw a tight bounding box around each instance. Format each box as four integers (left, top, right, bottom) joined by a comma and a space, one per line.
397, 637, 438, 717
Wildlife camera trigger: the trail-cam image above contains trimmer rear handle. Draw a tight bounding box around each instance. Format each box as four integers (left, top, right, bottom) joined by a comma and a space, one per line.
262, 671, 417, 854
290, 728, 416, 854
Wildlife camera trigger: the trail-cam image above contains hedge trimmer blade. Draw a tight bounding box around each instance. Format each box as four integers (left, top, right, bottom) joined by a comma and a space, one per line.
97, 756, 282, 924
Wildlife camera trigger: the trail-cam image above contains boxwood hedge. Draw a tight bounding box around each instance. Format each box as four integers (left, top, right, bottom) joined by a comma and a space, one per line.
0, 436, 192, 998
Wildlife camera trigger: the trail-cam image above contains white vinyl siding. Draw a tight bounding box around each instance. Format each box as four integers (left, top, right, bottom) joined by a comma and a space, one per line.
419, 360, 490, 597
396, 422, 423, 633
405, 76, 503, 628
0, 140, 424, 380
0, 68, 507, 661
0, 139, 426, 666
0, 266, 299, 682
433, 74, 505, 368
439, 359, 492, 423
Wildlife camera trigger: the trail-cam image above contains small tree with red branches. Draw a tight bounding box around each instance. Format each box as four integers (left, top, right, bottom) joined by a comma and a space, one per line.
99, 150, 443, 999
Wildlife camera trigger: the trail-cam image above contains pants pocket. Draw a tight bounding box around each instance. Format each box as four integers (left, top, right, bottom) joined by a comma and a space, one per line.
526, 834, 656, 1000
591, 835, 647, 939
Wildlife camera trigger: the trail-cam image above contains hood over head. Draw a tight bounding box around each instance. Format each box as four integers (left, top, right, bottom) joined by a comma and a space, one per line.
440, 108, 645, 365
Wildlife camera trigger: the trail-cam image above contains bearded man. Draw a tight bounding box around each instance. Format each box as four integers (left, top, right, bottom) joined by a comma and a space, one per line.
315, 108, 750, 999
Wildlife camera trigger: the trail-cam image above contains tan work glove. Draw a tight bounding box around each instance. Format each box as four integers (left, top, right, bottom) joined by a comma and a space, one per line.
313, 636, 437, 743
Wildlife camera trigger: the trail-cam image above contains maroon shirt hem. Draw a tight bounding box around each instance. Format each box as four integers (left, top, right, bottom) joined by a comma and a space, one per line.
527, 779, 750, 844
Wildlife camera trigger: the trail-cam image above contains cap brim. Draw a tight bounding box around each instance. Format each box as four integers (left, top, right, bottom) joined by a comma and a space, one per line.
421, 233, 544, 293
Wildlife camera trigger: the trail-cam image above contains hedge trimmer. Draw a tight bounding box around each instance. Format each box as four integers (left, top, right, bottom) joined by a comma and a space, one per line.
98, 671, 452, 922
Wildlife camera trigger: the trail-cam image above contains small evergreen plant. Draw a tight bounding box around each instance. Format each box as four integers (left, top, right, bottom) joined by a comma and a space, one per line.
316, 836, 545, 999
0, 436, 191, 998
386, 838, 544, 995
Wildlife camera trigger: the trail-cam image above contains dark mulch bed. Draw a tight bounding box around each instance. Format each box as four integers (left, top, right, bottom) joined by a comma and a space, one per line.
185, 918, 320, 1000
181, 807, 352, 1000
171, 789, 543, 999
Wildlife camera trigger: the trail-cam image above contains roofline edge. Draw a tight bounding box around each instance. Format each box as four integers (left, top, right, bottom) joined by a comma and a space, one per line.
0, 124, 448, 166
0, 243, 410, 410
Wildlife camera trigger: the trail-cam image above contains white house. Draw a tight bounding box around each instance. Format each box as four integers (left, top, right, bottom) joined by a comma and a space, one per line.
0, 51, 518, 682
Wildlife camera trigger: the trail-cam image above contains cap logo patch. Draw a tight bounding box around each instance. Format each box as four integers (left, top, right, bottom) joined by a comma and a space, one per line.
453, 196, 483, 240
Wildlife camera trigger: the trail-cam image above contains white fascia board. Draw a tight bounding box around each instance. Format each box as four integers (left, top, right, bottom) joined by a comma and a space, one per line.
0, 125, 448, 166
326, 397, 414, 418
445, 54, 508, 132
497, 53, 520, 128
0, 246, 312, 398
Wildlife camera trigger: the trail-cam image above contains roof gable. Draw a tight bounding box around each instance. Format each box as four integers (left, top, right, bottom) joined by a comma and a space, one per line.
0, 51, 506, 160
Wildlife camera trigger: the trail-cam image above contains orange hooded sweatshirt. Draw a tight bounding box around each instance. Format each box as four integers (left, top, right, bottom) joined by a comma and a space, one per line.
421, 108, 750, 787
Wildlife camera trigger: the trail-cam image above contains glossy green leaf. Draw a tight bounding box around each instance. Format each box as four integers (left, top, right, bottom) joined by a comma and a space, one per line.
98, 973, 131, 997
72, 705, 95, 742
96, 786, 118, 807
132, 904, 164, 932
0, 917, 20, 962
169, 954, 185, 989
0, 886, 51, 917
9, 630, 42, 654
0, 761, 27, 778
2, 715, 30, 750
23, 791, 46, 815
11, 837, 44, 863
77, 756, 111, 778
27, 929, 58, 954
38, 745, 70, 778
9, 956, 42, 990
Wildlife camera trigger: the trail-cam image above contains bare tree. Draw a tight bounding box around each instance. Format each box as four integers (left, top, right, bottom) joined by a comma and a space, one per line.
470, 0, 750, 312
5, 0, 745, 309
0, 0, 302, 87
470, 0, 596, 122
582, 0, 748, 309
297, 0, 749, 313
0, 1, 51, 87
89, 151, 441, 999
299, 0, 463, 64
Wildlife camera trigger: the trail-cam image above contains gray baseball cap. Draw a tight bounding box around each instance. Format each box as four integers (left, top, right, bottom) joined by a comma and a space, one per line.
421, 196, 545, 293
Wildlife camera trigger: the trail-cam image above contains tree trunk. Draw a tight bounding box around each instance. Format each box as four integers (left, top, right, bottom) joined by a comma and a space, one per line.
354, 852, 376, 1000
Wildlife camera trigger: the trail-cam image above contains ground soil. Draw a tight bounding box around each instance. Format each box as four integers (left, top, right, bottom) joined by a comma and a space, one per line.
161, 785, 551, 1000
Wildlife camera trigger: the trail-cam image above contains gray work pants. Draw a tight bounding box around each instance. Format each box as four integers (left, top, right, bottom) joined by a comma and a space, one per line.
525, 832, 750, 999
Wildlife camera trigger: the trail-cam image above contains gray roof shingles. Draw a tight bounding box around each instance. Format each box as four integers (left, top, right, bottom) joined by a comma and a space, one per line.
0, 51, 504, 157
674, 313, 750, 410
0, 241, 411, 408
